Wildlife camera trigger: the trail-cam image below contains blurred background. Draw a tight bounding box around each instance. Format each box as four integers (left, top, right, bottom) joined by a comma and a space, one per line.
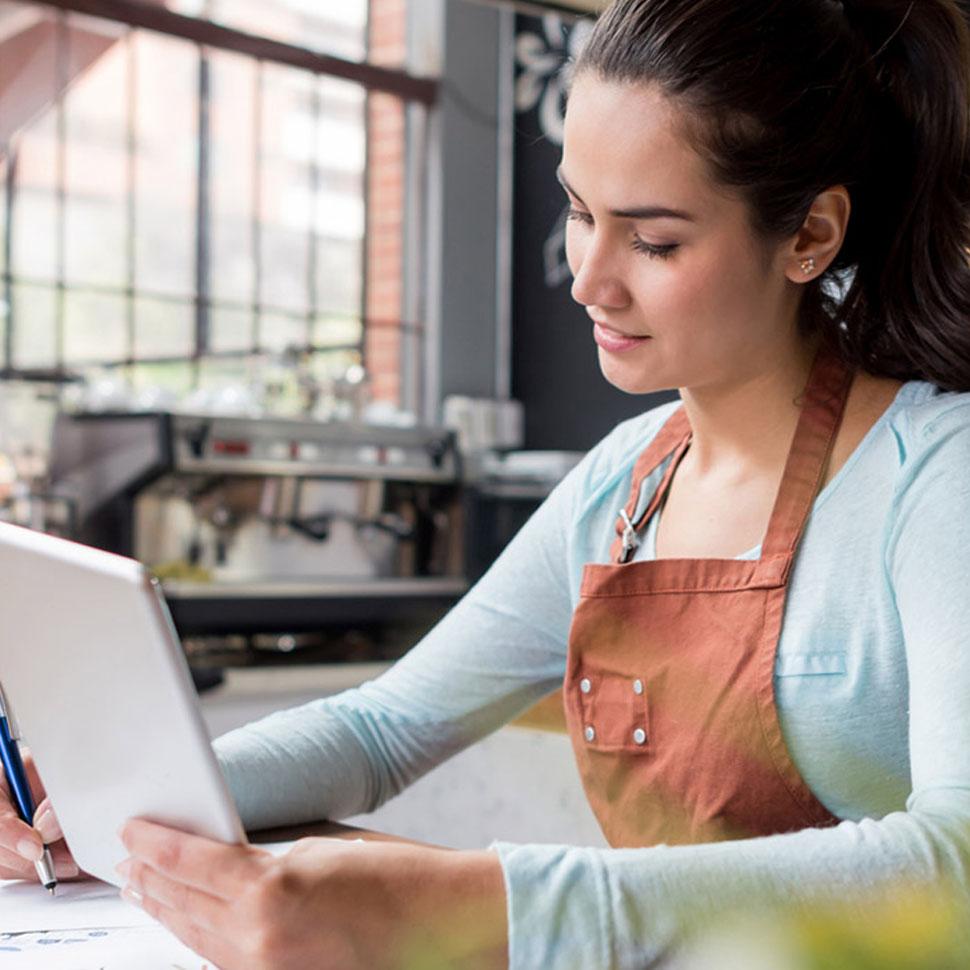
0, 0, 641, 851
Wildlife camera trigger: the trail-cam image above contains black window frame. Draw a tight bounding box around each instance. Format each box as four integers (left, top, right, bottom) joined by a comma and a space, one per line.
0, 0, 436, 387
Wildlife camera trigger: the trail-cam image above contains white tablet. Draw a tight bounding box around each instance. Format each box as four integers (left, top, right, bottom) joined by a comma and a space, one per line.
0, 521, 246, 886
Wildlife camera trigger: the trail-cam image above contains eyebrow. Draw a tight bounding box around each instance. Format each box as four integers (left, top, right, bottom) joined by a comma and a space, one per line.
555, 167, 697, 223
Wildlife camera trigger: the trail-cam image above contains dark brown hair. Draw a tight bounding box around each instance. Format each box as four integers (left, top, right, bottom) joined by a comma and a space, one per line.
575, 0, 970, 390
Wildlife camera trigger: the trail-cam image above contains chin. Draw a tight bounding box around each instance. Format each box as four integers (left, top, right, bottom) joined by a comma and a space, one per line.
597, 350, 669, 396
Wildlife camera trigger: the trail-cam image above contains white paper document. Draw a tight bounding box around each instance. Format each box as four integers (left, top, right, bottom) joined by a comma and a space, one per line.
0, 926, 211, 969
0, 879, 205, 968
0, 878, 154, 932
0, 839, 343, 968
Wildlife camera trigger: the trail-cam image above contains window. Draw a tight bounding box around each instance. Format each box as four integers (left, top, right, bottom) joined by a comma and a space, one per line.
0, 0, 432, 416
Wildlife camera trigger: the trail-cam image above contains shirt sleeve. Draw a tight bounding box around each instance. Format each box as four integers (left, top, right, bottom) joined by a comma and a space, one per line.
492, 407, 970, 969
213, 436, 613, 832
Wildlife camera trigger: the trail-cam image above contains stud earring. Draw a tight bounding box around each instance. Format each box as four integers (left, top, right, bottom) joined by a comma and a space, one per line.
799, 257, 817, 275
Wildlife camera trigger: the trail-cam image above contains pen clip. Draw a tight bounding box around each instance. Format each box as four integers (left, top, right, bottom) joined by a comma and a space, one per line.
0, 681, 21, 741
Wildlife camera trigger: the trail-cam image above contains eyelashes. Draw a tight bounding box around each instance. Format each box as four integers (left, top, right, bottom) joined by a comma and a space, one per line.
630, 237, 679, 260
566, 208, 679, 261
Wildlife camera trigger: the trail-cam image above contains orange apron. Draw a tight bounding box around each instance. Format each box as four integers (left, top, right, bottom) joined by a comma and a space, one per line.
564, 348, 850, 847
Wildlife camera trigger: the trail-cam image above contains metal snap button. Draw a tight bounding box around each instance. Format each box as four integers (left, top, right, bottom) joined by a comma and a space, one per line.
584, 725, 596, 742
633, 727, 646, 745
580, 678, 592, 694
632, 678, 644, 695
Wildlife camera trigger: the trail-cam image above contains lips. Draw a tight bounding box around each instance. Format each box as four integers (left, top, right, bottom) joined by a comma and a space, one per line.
594, 321, 646, 338
593, 322, 651, 353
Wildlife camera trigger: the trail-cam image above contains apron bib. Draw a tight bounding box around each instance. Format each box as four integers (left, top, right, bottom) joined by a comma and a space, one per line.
564, 348, 852, 847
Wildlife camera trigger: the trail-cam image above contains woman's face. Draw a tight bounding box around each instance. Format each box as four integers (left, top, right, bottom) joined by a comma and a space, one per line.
561, 75, 801, 395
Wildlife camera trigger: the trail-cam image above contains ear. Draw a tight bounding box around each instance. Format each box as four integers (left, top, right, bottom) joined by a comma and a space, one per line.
782, 185, 851, 283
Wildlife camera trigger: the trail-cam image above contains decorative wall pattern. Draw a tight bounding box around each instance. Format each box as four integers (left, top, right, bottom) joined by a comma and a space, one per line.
514, 15, 592, 289
510, 14, 675, 451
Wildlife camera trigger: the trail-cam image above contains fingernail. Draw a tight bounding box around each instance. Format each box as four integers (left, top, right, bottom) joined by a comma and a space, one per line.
121, 886, 143, 907
55, 859, 79, 878
34, 810, 57, 843
16, 838, 43, 862
114, 859, 132, 879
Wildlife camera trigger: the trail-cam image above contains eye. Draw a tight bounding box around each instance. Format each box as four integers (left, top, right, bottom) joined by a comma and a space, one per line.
566, 207, 593, 225
631, 237, 679, 260
566, 208, 679, 260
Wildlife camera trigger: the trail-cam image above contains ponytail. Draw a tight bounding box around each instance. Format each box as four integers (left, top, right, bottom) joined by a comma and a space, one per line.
834, 0, 970, 389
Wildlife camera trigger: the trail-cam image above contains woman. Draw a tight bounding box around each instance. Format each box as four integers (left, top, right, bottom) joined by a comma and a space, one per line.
4, 0, 970, 966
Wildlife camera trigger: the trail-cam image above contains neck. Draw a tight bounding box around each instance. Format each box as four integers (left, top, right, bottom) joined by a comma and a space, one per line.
679, 335, 822, 480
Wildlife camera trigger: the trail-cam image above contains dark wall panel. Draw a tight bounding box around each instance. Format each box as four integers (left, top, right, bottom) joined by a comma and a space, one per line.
510, 14, 676, 452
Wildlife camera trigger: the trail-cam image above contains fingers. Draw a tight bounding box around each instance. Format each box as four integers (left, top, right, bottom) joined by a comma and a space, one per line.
33, 799, 63, 843
0, 841, 79, 881
120, 819, 269, 902
1, 751, 77, 882
119, 857, 228, 933
0, 803, 43, 863
121, 888, 237, 970
0, 842, 39, 879
0, 795, 76, 874
0, 747, 54, 866
30, 799, 78, 875
22, 749, 48, 807
49, 841, 81, 880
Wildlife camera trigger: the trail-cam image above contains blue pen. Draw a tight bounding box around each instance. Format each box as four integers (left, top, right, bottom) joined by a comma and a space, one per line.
0, 684, 56, 894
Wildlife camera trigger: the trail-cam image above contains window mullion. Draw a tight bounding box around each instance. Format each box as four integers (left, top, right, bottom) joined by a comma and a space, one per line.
2, 149, 14, 373
252, 60, 264, 356
194, 47, 212, 374
125, 29, 137, 368
306, 78, 321, 353
54, 12, 69, 373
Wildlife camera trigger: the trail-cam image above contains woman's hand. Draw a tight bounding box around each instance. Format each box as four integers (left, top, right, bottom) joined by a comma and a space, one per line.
0, 748, 79, 882
118, 819, 509, 970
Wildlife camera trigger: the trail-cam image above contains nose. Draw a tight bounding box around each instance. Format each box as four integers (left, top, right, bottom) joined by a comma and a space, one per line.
569, 232, 630, 312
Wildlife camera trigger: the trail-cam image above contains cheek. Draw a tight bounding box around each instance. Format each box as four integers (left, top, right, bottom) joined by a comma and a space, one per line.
636, 248, 754, 326
626, 259, 709, 324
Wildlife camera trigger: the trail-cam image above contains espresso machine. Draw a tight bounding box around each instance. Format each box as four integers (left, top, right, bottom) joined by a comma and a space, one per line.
49, 411, 465, 666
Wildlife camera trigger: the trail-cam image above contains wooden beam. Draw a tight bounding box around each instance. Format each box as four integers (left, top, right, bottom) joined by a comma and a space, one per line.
28, 0, 439, 105
470, 0, 603, 18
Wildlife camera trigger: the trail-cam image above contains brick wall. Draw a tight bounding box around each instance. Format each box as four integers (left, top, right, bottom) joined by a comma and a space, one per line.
365, 0, 407, 406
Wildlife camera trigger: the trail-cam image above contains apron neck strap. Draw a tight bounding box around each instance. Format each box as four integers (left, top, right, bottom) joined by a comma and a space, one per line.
759, 346, 855, 561
611, 409, 691, 562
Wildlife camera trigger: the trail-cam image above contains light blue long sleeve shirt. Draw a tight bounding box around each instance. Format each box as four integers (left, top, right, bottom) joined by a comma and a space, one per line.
214, 378, 970, 968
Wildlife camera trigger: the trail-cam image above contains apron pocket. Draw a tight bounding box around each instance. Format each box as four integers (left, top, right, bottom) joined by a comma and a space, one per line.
774, 652, 847, 677
572, 667, 651, 753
